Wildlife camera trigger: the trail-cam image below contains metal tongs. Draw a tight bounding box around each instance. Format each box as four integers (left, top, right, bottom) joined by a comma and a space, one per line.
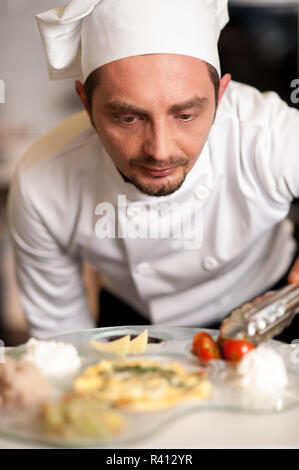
220, 284, 299, 346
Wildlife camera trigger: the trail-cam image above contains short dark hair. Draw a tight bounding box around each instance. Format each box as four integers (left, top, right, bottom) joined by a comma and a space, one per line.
83, 61, 220, 114
84, 68, 101, 115
206, 62, 220, 107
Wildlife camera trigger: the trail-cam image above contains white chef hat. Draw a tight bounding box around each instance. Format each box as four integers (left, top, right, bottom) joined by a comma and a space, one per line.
36, 0, 229, 82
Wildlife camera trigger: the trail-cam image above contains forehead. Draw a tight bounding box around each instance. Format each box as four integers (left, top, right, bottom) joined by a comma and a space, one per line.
94, 54, 213, 104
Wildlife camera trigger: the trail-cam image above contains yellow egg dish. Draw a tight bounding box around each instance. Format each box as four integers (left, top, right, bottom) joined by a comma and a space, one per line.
73, 359, 212, 411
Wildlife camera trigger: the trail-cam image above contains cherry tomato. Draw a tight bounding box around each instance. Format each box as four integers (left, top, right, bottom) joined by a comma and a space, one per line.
222, 339, 254, 361
288, 257, 299, 285
192, 332, 213, 354
217, 334, 245, 350
216, 334, 227, 350
196, 336, 221, 363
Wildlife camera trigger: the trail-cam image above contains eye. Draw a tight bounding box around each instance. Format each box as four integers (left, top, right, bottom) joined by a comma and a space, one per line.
113, 114, 145, 126
121, 116, 137, 123
178, 113, 194, 121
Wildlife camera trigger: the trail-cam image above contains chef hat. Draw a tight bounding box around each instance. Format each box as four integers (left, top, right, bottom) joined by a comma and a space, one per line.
36, 0, 229, 82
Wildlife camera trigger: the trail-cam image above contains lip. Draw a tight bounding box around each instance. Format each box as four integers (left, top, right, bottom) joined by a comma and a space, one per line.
141, 166, 177, 178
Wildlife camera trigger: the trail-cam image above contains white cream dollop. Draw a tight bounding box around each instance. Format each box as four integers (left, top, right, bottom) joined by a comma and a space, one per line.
22, 338, 81, 377
235, 345, 288, 394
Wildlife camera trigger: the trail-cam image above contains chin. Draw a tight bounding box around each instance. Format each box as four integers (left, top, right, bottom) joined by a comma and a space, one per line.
130, 173, 187, 197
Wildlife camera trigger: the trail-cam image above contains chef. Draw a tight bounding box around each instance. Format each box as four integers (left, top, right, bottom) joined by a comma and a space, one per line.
8, 0, 299, 339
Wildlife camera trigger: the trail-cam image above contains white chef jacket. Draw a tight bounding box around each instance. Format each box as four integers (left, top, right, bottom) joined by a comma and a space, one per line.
8, 80, 299, 338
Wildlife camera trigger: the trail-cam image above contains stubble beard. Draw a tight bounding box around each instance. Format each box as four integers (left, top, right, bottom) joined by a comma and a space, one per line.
127, 155, 189, 196
128, 169, 188, 196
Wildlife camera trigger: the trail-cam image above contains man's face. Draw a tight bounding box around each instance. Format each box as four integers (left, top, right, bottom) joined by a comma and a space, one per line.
87, 54, 220, 196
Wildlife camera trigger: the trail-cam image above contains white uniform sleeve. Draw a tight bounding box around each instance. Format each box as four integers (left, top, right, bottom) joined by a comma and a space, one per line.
7, 167, 95, 339
251, 91, 299, 204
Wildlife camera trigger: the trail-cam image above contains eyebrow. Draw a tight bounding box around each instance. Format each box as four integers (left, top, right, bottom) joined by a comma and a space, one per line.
169, 97, 208, 113
104, 96, 208, 115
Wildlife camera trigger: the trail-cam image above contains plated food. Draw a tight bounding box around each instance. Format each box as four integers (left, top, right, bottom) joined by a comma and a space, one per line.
234, 345, 288, 394
89, 329, 148, 355
191, 330, 290, 405
192, 331, 255, 363
74, 358, 211, 411
0, 357, 50, 408
41, 396, 125, 438
0, 326, 298, 447
22, 338, 81, 377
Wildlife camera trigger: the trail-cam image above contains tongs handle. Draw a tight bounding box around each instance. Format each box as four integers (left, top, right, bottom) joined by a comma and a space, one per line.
220, 258, 299, 345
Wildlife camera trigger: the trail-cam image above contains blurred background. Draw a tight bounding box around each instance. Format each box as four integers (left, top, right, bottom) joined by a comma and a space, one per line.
0, 0, 298, 345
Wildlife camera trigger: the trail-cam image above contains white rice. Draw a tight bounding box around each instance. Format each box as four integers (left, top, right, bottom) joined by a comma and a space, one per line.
22, 338, 81, 377
236, 345, 288, 394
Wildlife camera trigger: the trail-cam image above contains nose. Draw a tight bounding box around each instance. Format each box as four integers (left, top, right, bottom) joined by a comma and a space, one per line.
142, 119, 175, 163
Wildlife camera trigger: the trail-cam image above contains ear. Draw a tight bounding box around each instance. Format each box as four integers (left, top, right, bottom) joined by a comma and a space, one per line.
75, 80, 90, 116
218, 73, 231, 105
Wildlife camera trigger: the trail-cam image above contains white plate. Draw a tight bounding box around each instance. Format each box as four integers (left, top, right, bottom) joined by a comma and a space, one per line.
2, 326, 299, 448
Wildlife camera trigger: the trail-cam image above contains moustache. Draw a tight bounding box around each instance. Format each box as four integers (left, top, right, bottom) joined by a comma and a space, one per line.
129, 155, 189, 169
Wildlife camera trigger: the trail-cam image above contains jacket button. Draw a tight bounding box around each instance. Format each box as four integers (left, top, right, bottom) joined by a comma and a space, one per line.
194, 186, 210, 200
136, 262, 153, 275
202, 256, 218, 271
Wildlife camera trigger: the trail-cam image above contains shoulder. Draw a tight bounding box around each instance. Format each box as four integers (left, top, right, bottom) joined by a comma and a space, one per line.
13, 111, 101, 199
217, 80, 291, 128
212, 81, 299, 204
9, 111, 103, 224
17, 111, 97, 174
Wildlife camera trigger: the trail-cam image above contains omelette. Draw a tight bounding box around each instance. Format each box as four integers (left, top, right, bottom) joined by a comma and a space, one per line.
73, 358, 212, 411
